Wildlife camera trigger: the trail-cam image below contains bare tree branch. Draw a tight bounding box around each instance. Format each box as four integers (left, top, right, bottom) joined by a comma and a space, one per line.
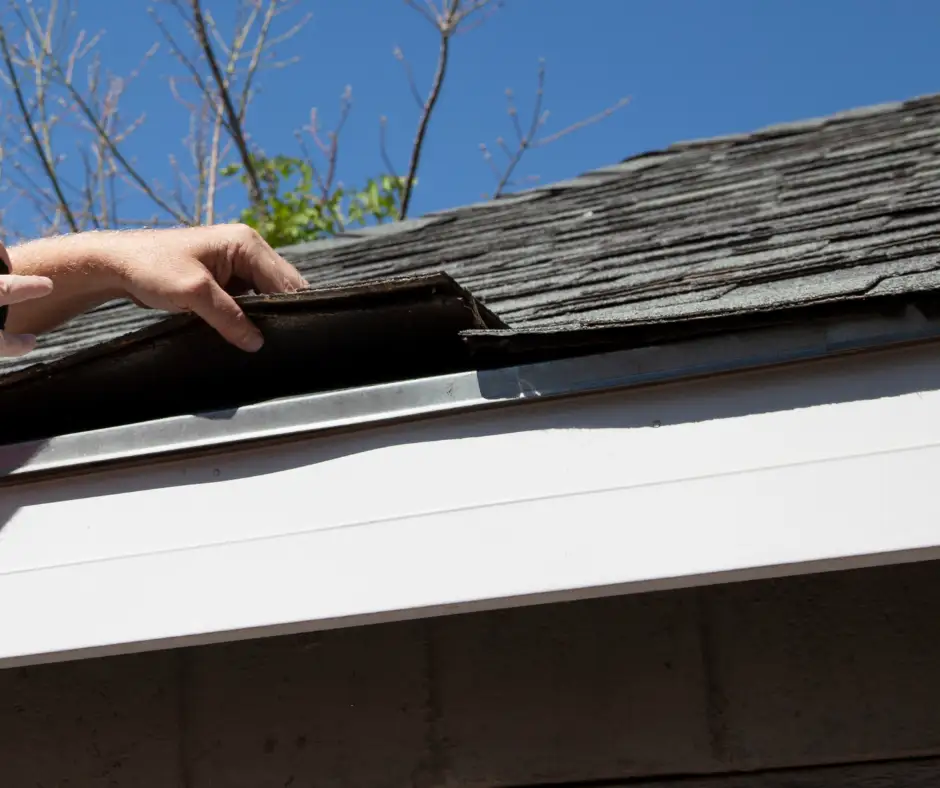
78, 146, 101, 229
157, 5, 237, 223
6, 158, 62, 233
0, 0, 312, 237
149, 9, 220, 116
398, 1, 454, 219
148, 0, 311, 224
491, 59, 546, 198
0, 21, 78, 231
397, 0, 500, 219
484, 59, 631, 198
264, 8, 311, 50
397, 25, 446, 220
189, 0, 264, 209
236, 0, 275, 123
204, 98, 225, 224
0, 0, 626, 244
4, 1, 189, 228
52, 56, 191, 223
304, 86, 352, 200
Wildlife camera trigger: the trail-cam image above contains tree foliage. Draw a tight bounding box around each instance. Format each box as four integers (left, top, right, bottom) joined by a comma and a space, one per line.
222, 155, 408, 247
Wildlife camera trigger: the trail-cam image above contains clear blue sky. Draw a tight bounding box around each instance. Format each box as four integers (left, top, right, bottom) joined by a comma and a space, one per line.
12, 1, 940, 225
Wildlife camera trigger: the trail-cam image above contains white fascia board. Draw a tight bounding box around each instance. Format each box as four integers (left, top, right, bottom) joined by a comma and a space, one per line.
1, 339, 940, 667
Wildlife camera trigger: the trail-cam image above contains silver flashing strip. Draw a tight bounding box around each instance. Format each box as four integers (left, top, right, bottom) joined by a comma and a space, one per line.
3, 303, 939, 480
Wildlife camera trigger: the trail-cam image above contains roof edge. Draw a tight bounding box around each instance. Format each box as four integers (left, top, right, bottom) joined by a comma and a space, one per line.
652, 92, 939, 155
6, 293, 940, 482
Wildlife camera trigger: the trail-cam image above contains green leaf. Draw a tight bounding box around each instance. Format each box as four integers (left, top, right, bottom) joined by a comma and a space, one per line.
221, 152, 409, 243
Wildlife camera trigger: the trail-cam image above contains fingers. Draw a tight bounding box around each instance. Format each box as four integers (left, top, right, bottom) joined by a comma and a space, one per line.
0, 275, 52, 357
0, 331, 38, 358
223, 276, 254, 298
0, 274, 54, 306
185, 275, 264, 353
223, 225, 308, 296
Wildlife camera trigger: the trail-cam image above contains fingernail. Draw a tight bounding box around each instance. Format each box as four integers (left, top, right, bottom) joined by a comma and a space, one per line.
244, 331, 264, 352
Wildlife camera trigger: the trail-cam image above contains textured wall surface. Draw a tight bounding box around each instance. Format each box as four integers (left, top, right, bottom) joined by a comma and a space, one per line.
3, 561, 940, 787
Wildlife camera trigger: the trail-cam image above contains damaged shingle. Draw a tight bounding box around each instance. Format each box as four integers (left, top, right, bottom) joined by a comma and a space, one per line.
0, 273, 504, 444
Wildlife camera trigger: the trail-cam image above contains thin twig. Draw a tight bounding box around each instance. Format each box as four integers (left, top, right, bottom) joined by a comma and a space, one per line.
534, 97, 631, 146
492, 61, 546, 198
398, 0, 499, 219
190, 0, 264, 209
379, 116, 399, 180
107, 139, 119, 226
485, 58, 631, 198
149, 9, 224, 122
156, 0, 303, 222
95, 140, 109, 226
32, 0, 58, 182
403, 0, 440, 29
79, 146, 100, 229
304, 87, 352, 200
237, 0, 276, 123
0, 22, 78, 231
51, 57, 191, 223
206, 0, 263, 223
450, 0, 503, 34
478, 143, 501, 181
14, 0, 190, 226
393, 46, 424, 109
293, 130, 327, 200
265, 10, 312, 50
398, 10, 451, 219
205, 92, 226, 223
6, 160, 60, 230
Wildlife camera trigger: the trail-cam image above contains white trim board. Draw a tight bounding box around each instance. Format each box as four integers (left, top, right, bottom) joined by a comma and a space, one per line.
2, 340, 940, 667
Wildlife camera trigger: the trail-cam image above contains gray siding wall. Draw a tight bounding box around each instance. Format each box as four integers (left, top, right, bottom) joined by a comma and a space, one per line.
4, 560, 940, 787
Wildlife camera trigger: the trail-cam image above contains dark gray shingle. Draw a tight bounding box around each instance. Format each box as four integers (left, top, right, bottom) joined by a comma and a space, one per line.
4, 91, 940, 375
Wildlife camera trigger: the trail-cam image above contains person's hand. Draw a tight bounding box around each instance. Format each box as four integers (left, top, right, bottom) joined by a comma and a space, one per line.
5, 224, 308, 354
106, 225, 308, 352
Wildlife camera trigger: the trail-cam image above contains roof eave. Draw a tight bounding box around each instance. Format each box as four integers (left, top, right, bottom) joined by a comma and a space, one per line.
4, 294, 940, 482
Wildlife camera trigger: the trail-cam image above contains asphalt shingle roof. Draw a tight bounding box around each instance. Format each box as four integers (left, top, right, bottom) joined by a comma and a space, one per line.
4, 91, 940, 376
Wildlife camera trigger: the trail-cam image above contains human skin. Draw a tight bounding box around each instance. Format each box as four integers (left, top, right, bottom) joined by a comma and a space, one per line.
0, 224, 307, 357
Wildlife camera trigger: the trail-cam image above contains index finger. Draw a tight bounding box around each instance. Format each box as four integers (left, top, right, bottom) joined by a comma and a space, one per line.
185, 276, 265, 353
0, 274, 54, 306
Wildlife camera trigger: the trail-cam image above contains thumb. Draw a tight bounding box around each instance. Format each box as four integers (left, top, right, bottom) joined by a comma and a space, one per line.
0, 330, 37, 358
0, 274, 54, 306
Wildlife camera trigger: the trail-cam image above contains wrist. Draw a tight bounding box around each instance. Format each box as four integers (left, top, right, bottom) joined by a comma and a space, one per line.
4, 232, 131, 336
10, 232, 127, 302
